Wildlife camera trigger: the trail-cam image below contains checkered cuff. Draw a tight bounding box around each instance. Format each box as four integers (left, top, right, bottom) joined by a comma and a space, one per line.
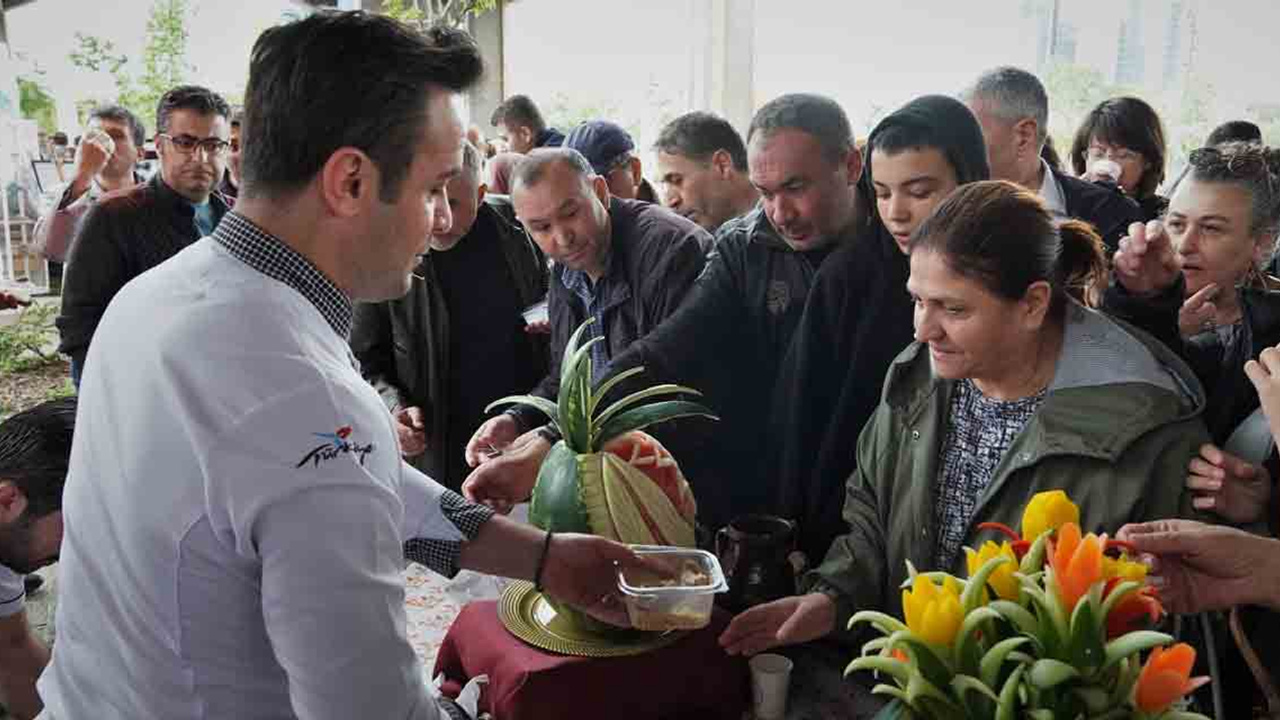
403, 490, 495, 578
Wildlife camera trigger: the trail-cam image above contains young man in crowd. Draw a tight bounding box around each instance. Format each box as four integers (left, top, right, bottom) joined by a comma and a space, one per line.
217, 110, 243, 203
653, 111, 760, 233
962, 66, 1140, 250
32, 105, 146, 289
40, 14, 643, 720
56, 85, 233, 385
564, 120, 660, 204
0, 398, 76, 720
464, 94, 867, 533
490, 94, 565, 153
350, 141, 549, 492
465, 147, 711, 467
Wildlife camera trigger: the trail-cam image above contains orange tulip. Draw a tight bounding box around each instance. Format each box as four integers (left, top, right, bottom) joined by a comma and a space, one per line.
1048, 522, 1103, 611
1135, 643, 1211, 713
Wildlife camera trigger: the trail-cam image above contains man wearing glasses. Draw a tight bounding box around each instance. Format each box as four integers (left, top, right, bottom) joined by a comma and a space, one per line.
57, 85, 233, 385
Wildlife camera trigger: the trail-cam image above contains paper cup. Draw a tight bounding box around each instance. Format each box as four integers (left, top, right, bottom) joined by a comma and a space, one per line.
749, 653, 793, 720
1088, 157, 1123, 184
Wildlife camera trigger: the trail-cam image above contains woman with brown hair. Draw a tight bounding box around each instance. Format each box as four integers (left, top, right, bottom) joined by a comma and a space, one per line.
1071, 96, 1169, 222
720, 180, 1205, 657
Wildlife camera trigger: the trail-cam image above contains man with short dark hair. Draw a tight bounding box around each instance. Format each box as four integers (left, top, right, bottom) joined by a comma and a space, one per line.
653, 111, 759, 232
32, 105, 146, 286
1207, 119, 1263, 146
464, 94, 867, 532
0, 398, 76, 720
41, 14, 643, 720
218, 110, 243, 203
56, 86, 233, 384
563, 120, 660, 204
351, 141, 549, 491
962, 66, 1140, 250
490, 94, 564, 153
465, 148, 709, 467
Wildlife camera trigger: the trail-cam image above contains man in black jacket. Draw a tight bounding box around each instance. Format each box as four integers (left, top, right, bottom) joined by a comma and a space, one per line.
349, 142, 549, 491
463, 95, 867, 532
963, 66, 1140, 251
463, 148, 710, 490
490, 95, 565, 154
57, 85, 232, 384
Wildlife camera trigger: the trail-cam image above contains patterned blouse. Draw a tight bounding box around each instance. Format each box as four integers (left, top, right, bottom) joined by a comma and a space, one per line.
934, 378, 1047, 568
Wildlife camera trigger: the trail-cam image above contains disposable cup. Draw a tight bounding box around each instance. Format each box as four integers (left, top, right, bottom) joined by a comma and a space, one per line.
749, 653, 793, 720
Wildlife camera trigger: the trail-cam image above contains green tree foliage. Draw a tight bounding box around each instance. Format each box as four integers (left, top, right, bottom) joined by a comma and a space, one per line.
382, 0, 498, 30
66, 0, 193, 135
17, 75, 57, 133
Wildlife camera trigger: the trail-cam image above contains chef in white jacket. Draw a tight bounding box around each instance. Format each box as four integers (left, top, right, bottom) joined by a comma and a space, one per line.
38, 13, 639, 720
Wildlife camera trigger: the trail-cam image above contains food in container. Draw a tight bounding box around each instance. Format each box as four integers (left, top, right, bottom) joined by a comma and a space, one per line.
617, 546, 728, 631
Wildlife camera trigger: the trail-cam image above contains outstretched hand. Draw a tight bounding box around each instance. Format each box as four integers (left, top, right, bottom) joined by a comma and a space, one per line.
718, 593, 836, 656
1113, 220, 1181, 297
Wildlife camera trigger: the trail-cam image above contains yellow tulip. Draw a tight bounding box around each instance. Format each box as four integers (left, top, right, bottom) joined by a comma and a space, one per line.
902, 575, 964, 646
1102, 554, 1149, 583
965, 541, 1020, 600
1021, 490, 1080, 542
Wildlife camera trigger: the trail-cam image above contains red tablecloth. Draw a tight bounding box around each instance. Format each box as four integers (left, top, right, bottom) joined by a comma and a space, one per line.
434, 600, 750, 720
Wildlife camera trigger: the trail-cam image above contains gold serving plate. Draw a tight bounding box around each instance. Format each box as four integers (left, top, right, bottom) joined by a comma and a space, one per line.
498, 581, 686, 658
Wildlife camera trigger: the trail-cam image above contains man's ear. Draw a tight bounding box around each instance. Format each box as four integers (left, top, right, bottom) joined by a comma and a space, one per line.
592, 174, 610, 205
711, 149, 734, 177
1014, 118, 1040, 158
319, 147, 373, 218
629, 156, 643, 185
844, 144, 865, 185
0, 481, 28, 525
476, 183, 487, 205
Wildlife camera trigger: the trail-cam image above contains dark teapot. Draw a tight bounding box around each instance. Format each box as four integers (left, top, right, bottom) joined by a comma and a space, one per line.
714, 514, 798, 612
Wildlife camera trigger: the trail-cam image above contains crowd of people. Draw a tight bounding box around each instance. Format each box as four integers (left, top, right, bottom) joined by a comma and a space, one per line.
2, 7, 1280, 719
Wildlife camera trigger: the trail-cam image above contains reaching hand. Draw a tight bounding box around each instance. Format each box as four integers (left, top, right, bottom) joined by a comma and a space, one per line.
461, 430, 550, 514
0, 291, 31, 310
1185, 444, 1272, 524
538, 533, 647, 627
1245, 345, 1280, 449
718, 593, 836, 657
1178, 283, 1220, 338
393, 406, 426, 457
1117, 519, 1280, 613
1113, 220, 1181, 297
73, 130, 114, 184
464, 414, 521, 468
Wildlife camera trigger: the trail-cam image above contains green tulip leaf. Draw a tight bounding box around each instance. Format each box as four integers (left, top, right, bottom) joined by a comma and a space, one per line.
954, 606, 1002, 674
979, 636, 1031, 688
995, 663, 1027, 720
592, 400, 718, 450
1098, 580, 1143, 620
850, 610, 910, 636
989, 600, 1038, 636
885, 631, 954, 690
1068, 592, 1104, 670
1019, 532, 1050, 575
591, 384, 703, 440
846, 655, 911, 683
1103, 631, 1174, 670
1073, 686, 1110, 714
962, 555, 1013, 613
588, 365, 646, 415
1028, 658, 1081, 690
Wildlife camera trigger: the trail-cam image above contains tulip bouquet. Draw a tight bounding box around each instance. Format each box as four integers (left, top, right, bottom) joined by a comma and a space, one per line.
848, 491, 1210, 720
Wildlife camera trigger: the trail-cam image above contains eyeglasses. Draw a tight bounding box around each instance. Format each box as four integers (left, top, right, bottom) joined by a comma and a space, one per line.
159, 133, 231, 157
1086, 144, 1142, 164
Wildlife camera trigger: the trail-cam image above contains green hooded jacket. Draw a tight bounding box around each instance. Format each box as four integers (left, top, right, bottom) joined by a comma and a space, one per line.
804, 303, 1209, 641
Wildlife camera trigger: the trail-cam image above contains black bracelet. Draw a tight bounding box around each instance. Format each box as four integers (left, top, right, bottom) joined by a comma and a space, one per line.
535, 424, 561, 444
533, 530, 554, 592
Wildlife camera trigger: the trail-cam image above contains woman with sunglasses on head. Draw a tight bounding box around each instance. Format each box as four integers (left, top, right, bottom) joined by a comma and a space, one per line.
1071, 97, 1169, 222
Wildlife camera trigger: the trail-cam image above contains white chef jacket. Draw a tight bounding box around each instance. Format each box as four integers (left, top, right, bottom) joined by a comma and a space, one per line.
39, 213, 488, 720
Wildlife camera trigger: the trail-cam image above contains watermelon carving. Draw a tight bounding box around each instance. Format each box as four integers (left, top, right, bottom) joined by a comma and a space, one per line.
487, 320, 715, 559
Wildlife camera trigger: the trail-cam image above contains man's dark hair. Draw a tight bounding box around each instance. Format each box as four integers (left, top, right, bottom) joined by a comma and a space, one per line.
0, 398, 76, 519
653, 112, 748, 172
490, 95, 546, 134
1207, 120, 1263, 147
241, 11, 484, 202
747, 94, 853, 164
510, 147, 594, 193
90, 104, 145, 148
155, 85, 232, 137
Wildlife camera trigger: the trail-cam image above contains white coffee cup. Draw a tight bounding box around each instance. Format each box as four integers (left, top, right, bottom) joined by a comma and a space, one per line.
1088, 157, 1123, 185
749, 653, 793, 720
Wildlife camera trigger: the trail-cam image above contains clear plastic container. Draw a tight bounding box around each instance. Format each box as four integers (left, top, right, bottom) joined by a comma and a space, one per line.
617, 546, 728, 631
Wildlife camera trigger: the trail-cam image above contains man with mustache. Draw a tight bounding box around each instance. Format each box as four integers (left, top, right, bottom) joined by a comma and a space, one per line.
56, 85, 233, 385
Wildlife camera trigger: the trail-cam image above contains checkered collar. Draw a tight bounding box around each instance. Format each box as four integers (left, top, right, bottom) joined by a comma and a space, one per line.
212, 211, 354, 339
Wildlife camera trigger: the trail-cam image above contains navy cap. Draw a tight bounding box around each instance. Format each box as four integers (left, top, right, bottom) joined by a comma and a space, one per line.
564, 120, 635, 175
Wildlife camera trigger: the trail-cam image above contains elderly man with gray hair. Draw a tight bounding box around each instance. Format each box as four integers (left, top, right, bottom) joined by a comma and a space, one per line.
962, 66, 1140, 250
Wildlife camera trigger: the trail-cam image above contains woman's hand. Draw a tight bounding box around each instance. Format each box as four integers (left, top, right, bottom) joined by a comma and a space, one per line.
1186, 444, 1272, 524
718, 593, 836, 656
1178, 283, 1219, 337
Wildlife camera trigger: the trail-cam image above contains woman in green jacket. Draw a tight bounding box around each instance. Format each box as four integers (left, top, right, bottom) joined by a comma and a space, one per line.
720, 180, 1208, 657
